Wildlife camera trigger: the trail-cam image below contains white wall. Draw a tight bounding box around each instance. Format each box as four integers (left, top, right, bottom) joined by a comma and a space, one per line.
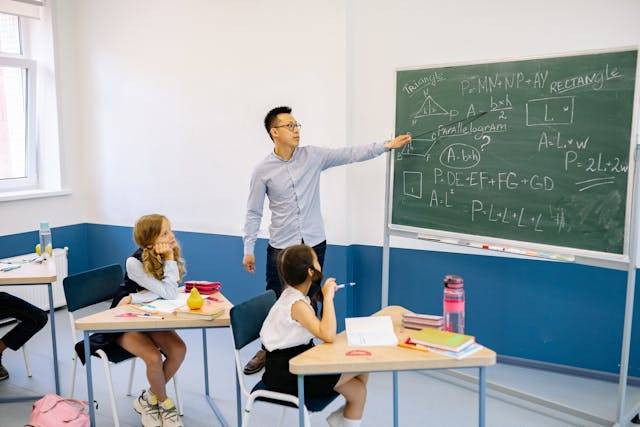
347, 0, 640, 250
61, 0, 349, 243
0, 1, 89, 236
5, 0, 640, 252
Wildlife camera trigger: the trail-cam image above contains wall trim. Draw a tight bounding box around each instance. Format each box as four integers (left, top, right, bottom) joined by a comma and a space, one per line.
498, 354, 640, 386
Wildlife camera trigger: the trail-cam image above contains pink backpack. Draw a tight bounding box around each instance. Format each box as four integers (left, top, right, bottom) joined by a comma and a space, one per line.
26, 394, 90, 427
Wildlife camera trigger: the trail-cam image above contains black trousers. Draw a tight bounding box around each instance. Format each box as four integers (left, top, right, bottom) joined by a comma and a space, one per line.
266, 240, 327, 298
0, 292, 48, 351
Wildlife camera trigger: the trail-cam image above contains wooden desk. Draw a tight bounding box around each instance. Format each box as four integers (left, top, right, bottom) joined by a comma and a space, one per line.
290, 306, 496, 427
75, 293, 233, 427
0, 254, 60, 402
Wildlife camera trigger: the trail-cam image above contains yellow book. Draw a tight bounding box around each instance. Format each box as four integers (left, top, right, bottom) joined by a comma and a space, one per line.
408, 328, 475, 352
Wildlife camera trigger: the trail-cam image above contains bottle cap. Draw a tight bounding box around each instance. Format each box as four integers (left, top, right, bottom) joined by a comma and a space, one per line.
39, 221, 50, 232
444, 274, 464, 288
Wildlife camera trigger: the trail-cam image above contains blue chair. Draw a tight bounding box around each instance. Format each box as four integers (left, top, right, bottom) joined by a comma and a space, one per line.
230, 290, 338, 427
63, 264, 183, 426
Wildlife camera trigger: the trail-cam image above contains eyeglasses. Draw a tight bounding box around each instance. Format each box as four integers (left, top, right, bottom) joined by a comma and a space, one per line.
273, 122, 302, 132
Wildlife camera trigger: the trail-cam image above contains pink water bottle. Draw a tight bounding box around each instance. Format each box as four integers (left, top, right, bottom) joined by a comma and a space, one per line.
443, 275, 465, 333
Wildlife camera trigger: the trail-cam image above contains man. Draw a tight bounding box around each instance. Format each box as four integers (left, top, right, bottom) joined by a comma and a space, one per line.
0, 292, 48, 380
242, 106, 411, 374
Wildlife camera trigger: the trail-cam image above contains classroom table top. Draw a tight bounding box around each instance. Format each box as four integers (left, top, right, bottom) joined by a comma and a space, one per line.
75, 292, 233, 331
0, 253, 57, 285
289, 305, 496, 375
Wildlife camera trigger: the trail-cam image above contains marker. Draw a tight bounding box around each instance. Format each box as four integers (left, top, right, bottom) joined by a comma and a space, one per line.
505, 247, 527, 256
336, 282, 356, 289
439, 238, 460, 245
467, 242, 485, 249
468, 242, 503, 251
138, 313, 164, 319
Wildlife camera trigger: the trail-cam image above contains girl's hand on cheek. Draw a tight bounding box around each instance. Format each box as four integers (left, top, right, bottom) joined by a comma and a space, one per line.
153, 242, 175, 260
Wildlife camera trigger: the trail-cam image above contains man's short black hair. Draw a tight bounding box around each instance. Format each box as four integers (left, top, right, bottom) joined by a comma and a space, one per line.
264, 106, 292, 140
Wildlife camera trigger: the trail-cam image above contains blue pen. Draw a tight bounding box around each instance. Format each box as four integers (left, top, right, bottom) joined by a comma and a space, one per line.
139, 313, 164, 319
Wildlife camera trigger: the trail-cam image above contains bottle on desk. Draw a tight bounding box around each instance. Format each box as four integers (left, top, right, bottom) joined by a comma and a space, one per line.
38, 221, 53, 260
443, 274, 465, 334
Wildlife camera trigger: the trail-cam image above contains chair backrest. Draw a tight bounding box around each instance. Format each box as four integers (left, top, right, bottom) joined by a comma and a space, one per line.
63, 264, 123, 313
230, 290, 276, 350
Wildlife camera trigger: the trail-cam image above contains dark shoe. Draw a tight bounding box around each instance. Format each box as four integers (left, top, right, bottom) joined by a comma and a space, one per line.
243, 349, 266, 375
0, 363, 8, 381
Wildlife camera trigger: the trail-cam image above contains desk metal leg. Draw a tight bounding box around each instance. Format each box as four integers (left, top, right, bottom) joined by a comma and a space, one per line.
201, 328, 228, 426
202, 329, 210, 396
393, 371, 399, 427
235, 368, 242, 427
479, 367, 486, 427
47, 283, 60, 394
84, 331, 95, 426
298, 375, 305, 427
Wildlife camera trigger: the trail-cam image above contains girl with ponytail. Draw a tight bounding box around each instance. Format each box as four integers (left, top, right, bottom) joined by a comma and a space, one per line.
259, 244, 369, 427
112, 214, 186, 427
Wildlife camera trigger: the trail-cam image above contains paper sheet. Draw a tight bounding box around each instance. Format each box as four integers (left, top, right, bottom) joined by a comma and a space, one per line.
345, 316, 398, 347
135, 293, 189, 313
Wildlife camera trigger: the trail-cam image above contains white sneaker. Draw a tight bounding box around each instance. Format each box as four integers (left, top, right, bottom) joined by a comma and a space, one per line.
326, 405, 345, 427
133, 390, 162, 427
159, 399, 183, 427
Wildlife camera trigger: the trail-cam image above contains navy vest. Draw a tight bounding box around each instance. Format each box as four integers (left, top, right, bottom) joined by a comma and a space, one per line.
110, 249, 146, 308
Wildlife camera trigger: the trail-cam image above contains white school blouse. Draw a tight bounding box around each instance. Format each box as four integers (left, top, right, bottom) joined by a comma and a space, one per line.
260, 287, 315, 352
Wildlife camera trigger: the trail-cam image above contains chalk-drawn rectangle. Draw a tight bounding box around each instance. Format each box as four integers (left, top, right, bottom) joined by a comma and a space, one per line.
526, 96, 575, 126
403, 171, 423, 199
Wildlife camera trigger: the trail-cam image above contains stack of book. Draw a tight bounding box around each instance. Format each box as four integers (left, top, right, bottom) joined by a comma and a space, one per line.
404, 328, 483, 359
184, 281, 221, 295
402, 312, 444, 330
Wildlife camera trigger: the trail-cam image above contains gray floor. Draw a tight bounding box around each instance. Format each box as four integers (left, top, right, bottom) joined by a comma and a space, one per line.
1, 306, 638, 426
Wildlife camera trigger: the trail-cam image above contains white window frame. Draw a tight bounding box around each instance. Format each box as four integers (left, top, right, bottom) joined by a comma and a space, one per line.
0, 15, 38, 192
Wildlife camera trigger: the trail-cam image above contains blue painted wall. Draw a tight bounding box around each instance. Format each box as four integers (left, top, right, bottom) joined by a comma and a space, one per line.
83, 224, 349, 330
1, 224, 638, 376
349, 244, 639, 377
0, 224, 89, 274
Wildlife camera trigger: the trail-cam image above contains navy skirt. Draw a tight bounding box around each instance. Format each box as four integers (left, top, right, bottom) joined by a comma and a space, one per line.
77, 288, 133, 364
263, 341, 340, 398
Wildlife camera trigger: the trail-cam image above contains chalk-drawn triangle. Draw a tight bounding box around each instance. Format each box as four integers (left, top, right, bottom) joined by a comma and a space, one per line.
411, 95, 449, 120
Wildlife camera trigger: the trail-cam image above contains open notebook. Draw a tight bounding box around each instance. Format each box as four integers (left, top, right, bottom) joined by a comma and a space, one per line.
131, 292, 225, 320
133, 293, 189, 314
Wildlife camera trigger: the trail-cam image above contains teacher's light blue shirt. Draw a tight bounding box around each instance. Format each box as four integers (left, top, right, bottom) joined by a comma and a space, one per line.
243, 142, 388, 256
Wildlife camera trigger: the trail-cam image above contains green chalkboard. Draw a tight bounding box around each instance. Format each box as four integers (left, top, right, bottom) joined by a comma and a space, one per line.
392, 49, 638, 255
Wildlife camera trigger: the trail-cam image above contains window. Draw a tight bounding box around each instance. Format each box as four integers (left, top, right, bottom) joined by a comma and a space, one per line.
0, 12, 37, 191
